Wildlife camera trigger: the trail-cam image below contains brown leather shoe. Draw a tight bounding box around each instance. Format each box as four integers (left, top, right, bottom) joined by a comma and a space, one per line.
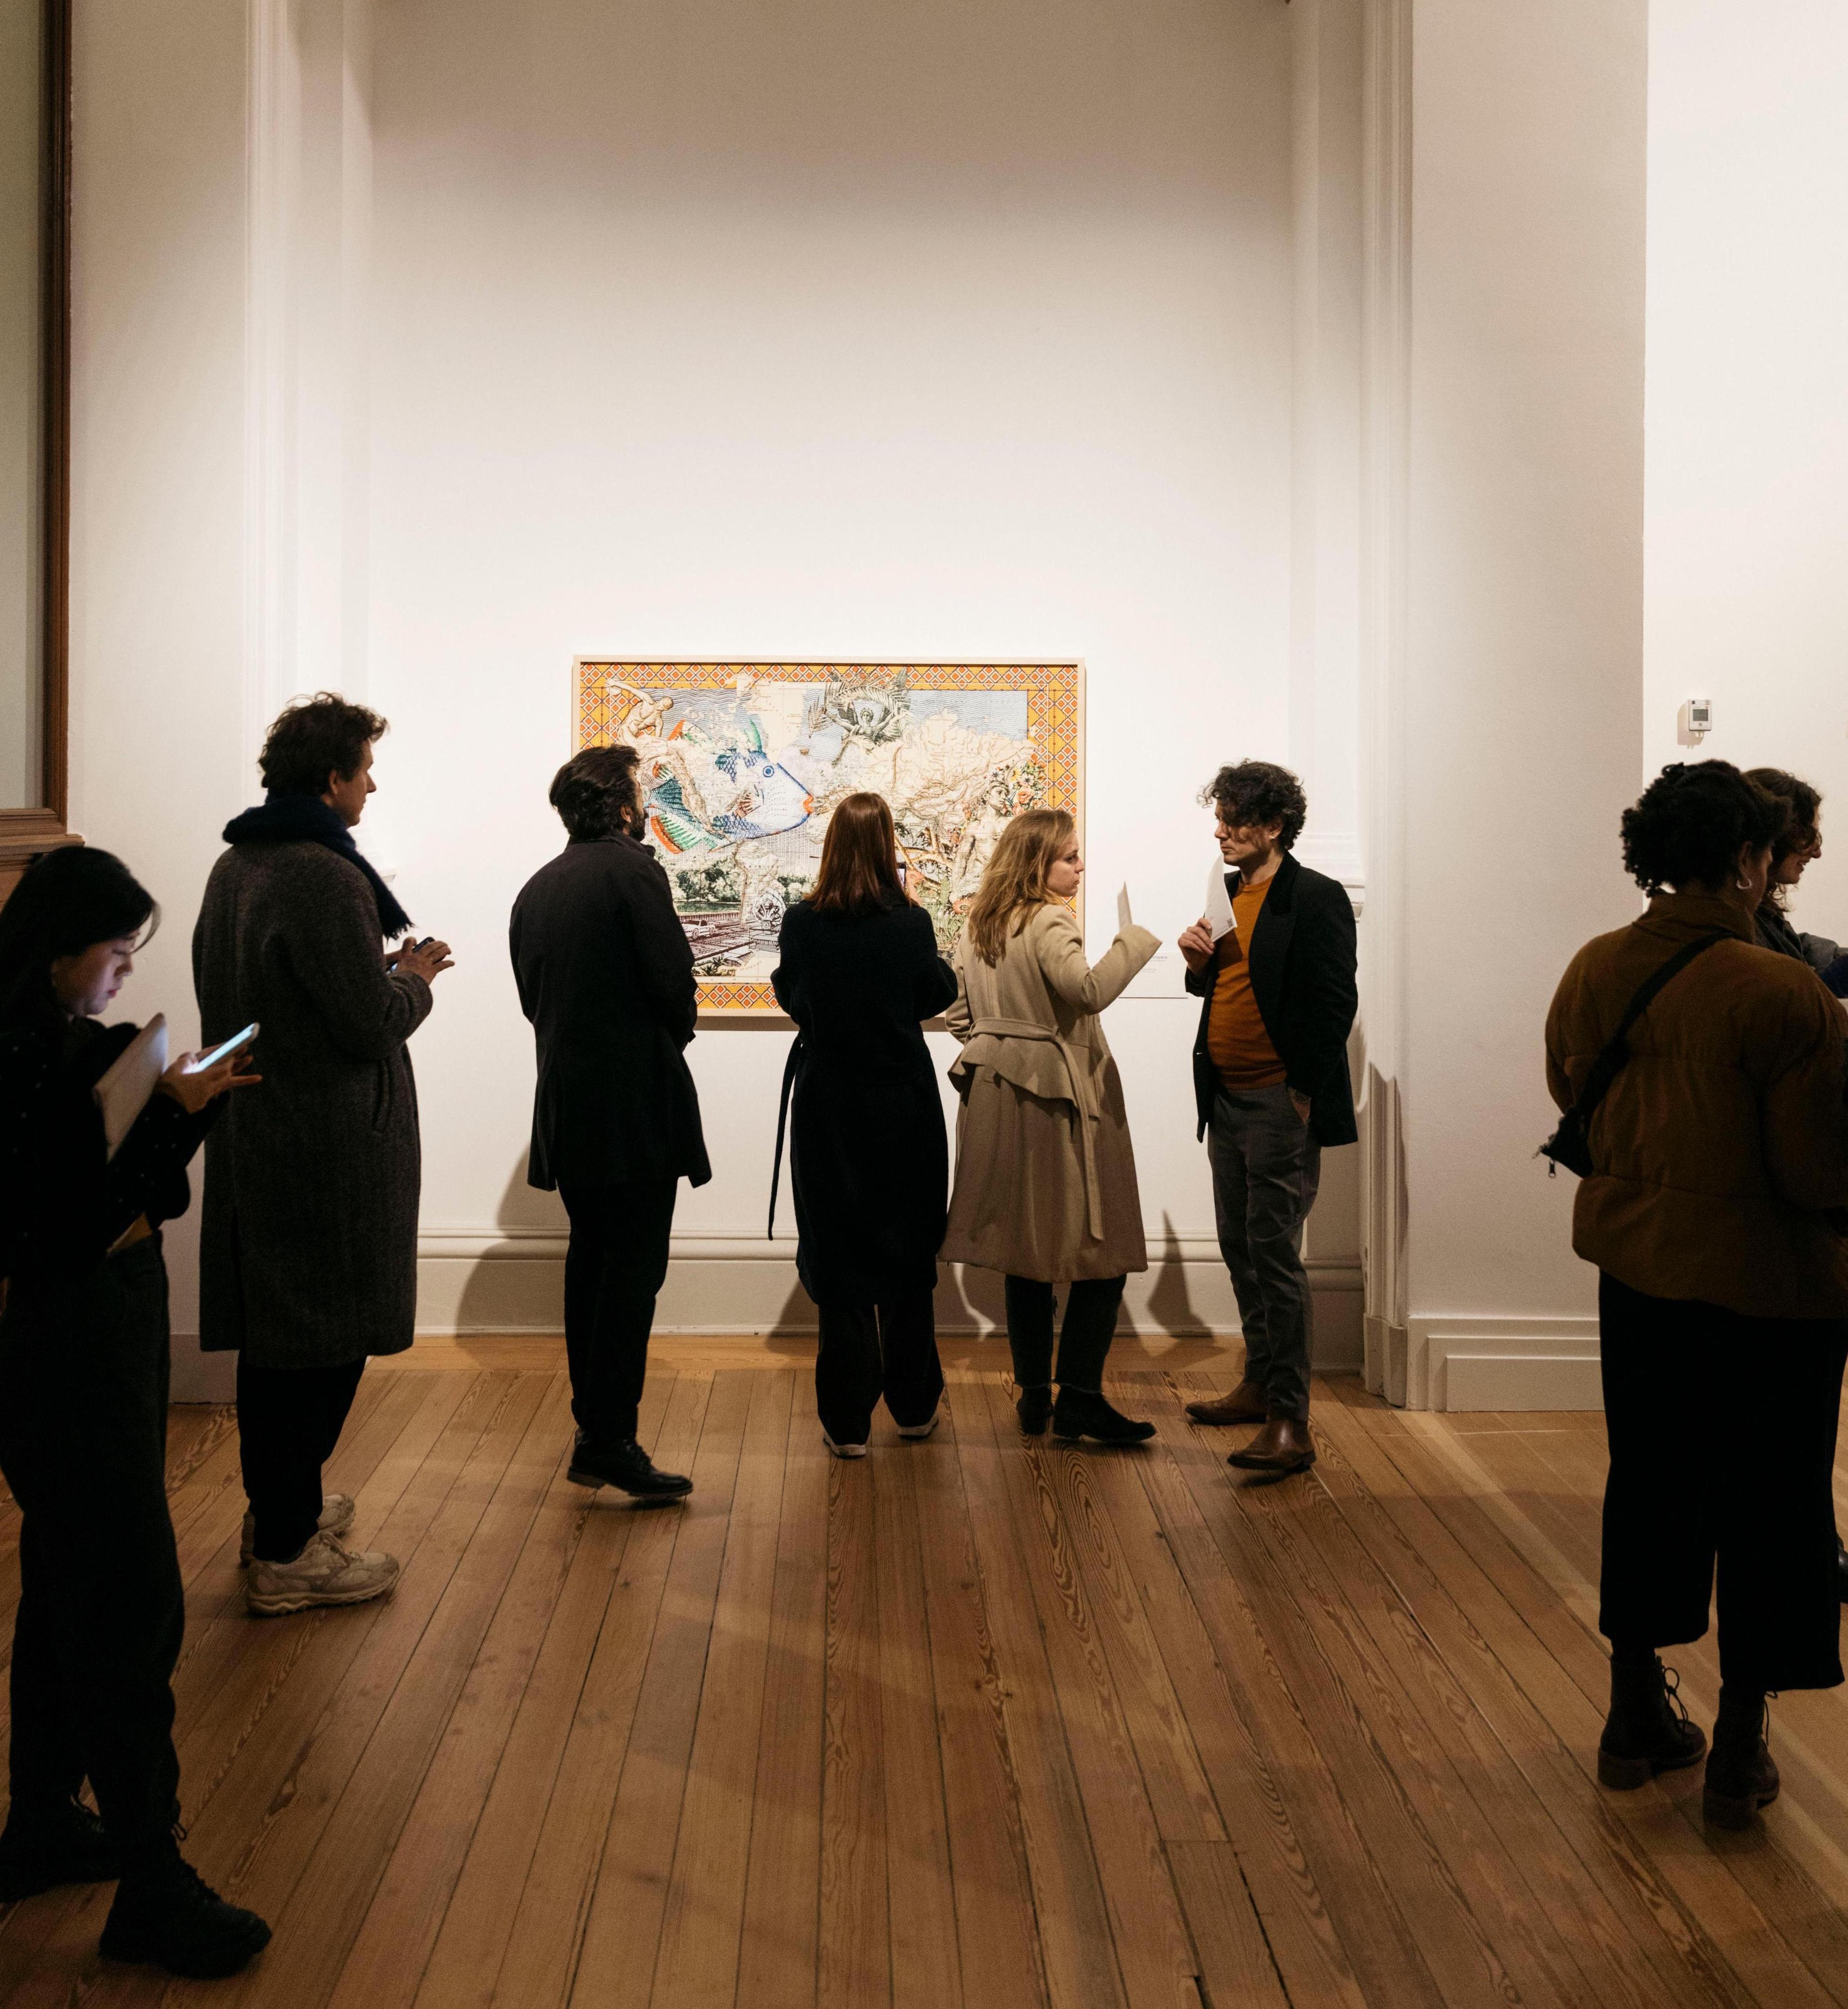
1226, 1417, 1316, 1473
1184, 1379, 1268, 1426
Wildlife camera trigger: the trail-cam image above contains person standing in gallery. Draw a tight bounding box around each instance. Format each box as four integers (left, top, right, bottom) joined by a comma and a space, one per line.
1176, 760, 1357, 1477
942, 807, 1160, 1444
770, 792, 959, 1456
195, 694, 450, 1616
1546, 760, 1848, 1828
510, 745, 708, 1500
0, 847, 271, 1977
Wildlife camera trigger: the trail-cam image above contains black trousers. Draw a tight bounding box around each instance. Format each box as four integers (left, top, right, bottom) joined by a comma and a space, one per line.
0, 1240, 183, 1857
558, 1176, 678, 1447
814, 1291, 944, 1445
1599, 1272, 1848, 1691
238, 1354, 366, 1563
1003, 1275, 1126, 1395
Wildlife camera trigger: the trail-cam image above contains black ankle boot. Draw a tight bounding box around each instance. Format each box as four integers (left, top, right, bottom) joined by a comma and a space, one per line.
1704, 1686, 1779, 1828
1016, 1385, 1053, 1435
1596, 1652, 1706, 1789
101, 1839, 271, 1978
1051, 1388, 1155, 1446
0, 1796, 120, 1901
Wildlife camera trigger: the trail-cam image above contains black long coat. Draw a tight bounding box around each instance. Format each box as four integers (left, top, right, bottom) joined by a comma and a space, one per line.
1186, 851, 1359, 1148
771, 897, 958, 1307
194, 841, 432, 1367
510, 834, 711, 1192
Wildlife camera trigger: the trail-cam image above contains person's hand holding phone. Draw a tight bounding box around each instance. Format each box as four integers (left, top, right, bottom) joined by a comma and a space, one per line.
159, 1047, 262, 1114
393, 936, 455, 985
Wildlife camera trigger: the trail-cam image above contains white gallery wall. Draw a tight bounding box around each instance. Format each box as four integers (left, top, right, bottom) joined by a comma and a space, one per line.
1644, 0, 1848, 943
60, 0, 1753, 1408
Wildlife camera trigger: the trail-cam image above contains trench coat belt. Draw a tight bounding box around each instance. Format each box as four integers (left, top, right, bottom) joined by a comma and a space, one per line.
963, 1014, 1105, 1242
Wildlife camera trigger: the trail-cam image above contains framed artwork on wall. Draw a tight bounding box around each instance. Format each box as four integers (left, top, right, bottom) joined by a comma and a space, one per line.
574, 659, 1084, 1015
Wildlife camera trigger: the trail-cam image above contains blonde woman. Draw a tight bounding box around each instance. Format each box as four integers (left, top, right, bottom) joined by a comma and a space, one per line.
944, 810, 1159, 1442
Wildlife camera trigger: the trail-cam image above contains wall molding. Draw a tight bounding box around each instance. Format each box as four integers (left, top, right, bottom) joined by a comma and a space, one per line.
415, 1228, 1365, 1367
1368, 1312, 1602, 1412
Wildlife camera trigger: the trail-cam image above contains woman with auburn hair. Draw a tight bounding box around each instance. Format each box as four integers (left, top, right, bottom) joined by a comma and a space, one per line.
771, 793, 959, 1455
943, 807, 1160, 1444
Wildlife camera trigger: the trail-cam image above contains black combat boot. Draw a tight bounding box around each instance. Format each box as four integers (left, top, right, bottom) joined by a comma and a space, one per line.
1596, 1648, 1707, 1789
1703, 1686, 1779, 1828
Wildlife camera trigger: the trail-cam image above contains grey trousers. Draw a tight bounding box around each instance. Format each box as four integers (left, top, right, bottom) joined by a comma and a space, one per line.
1208, 1084, 1321, 1422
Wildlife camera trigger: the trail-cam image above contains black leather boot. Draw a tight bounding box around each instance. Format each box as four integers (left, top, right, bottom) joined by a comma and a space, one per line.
1704, 1686, 1779, 1828
1016, 1384, 1053, 1435
101, 1837, 271, 1978
566, 1433, 693, 1499
1596, 1651, 1706, 1789
1835, 1536, 1848, 1603
0, 1796, 120, 1901
1051, 1388, 1155, 1445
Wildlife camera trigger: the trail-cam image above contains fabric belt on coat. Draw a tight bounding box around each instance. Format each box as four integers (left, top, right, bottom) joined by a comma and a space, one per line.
963, 1014, 1104, 1242
768, 1034, 806, 1239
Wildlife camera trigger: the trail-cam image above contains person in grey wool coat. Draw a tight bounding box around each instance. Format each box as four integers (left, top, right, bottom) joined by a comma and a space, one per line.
194, 694, 453, 1617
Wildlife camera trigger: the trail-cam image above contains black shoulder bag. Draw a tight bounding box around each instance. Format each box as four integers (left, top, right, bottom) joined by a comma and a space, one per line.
1540, 931, 1729, 1178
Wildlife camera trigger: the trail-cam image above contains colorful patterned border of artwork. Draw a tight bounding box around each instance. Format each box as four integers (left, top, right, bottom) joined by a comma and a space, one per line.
573, 660, 1085, 1016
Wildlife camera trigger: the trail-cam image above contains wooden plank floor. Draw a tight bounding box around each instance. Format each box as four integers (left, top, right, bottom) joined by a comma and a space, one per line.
4, 1340, 1848, 2007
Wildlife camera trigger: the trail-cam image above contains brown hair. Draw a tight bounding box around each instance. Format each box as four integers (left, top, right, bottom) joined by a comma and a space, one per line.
551, 745, 643, 841
259, 692, 388, 796
963, 807, 1075, 965
1744, 766, 1822, 911
808, 792, 904, 916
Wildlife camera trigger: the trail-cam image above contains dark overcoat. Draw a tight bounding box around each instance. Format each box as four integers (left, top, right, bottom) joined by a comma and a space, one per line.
1186, 852, 1359, 1148
509, 834, 711, 1192
771, 897, 958, 1306
193, 841, 433, 1368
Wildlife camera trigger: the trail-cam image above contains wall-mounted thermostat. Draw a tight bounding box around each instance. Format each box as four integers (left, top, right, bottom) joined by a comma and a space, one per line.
1678, 697, 1712, 745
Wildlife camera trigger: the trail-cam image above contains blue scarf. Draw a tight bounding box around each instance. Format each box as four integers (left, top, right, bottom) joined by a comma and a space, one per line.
222, 795, 414, 941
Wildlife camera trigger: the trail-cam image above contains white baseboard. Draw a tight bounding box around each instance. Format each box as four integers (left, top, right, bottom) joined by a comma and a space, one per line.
414, 1228, 1365, 1372
1366, 1312, 1602, 1412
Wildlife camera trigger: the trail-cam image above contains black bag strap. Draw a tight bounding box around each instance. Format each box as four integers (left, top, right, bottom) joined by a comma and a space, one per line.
1569, 930, 1730, 1130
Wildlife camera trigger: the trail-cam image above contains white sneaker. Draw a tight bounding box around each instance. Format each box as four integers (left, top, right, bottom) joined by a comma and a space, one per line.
821, 1430, 868, 1460
895, 1403, 942, 1441
246, 1531, 400, 1616
239, 1493, 355, 1568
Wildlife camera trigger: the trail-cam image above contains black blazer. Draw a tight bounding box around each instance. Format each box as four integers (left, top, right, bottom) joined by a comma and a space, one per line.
509, 834, 711, 1191
1186, 852, 1358, 1148
770, 897, 958, 1307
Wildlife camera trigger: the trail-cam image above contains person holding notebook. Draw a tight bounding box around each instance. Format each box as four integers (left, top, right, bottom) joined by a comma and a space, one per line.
0, 846, 269, 1977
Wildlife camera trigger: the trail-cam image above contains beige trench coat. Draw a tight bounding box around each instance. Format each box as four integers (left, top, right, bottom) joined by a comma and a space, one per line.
943, 904, 1159, 1282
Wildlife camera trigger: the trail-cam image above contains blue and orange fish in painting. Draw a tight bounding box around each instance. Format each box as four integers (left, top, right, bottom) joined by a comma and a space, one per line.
646, 717, 815, 855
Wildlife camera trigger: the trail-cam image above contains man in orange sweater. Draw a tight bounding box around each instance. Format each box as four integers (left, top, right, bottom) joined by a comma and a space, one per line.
1177, 762, 1357, 1474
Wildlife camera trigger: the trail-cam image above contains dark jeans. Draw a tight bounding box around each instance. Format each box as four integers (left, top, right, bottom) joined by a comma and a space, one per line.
1599, 1272, 1848, 1691
1003, 1275, 1126, 1395
558, 1175, 678, 1447
814, 1291, 944, 1445
1208, 1085, 1321, 1422
238, 1354, 366, 1563
0, 1240, 183, 1857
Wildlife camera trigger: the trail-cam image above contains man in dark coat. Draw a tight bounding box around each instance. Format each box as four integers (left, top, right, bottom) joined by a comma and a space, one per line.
194, 694, 452, 1615
509, 745, 710, 1500
1176, 760, 1357, 1475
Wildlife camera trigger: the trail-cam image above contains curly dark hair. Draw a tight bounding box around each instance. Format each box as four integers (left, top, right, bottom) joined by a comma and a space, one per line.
259, 692, 388, 796
1200, 760, 1307, 851
1743, 767, 1821, 864
549, 745, 643, 841
1619, 761, 1788, 895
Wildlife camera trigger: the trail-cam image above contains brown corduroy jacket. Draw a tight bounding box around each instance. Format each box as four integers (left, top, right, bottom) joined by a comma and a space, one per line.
1545, 892, 1848, 1319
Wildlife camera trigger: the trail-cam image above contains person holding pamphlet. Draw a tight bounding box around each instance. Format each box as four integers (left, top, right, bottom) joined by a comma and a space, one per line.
942, 808, 1160, 1444
0, 847, 270, 1977
1176, 760, 1357, 1476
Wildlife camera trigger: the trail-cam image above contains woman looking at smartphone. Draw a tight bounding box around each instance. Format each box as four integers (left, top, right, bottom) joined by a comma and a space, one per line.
771, 793, 959, 1454
0, 846, 270, 1977
943, 809, 1160, 1442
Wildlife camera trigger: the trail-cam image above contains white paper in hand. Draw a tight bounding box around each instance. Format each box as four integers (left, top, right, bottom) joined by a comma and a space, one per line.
1117, 883, 1134, 933
1203, 861, 1235, 941
94, 1014, 168, 1161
